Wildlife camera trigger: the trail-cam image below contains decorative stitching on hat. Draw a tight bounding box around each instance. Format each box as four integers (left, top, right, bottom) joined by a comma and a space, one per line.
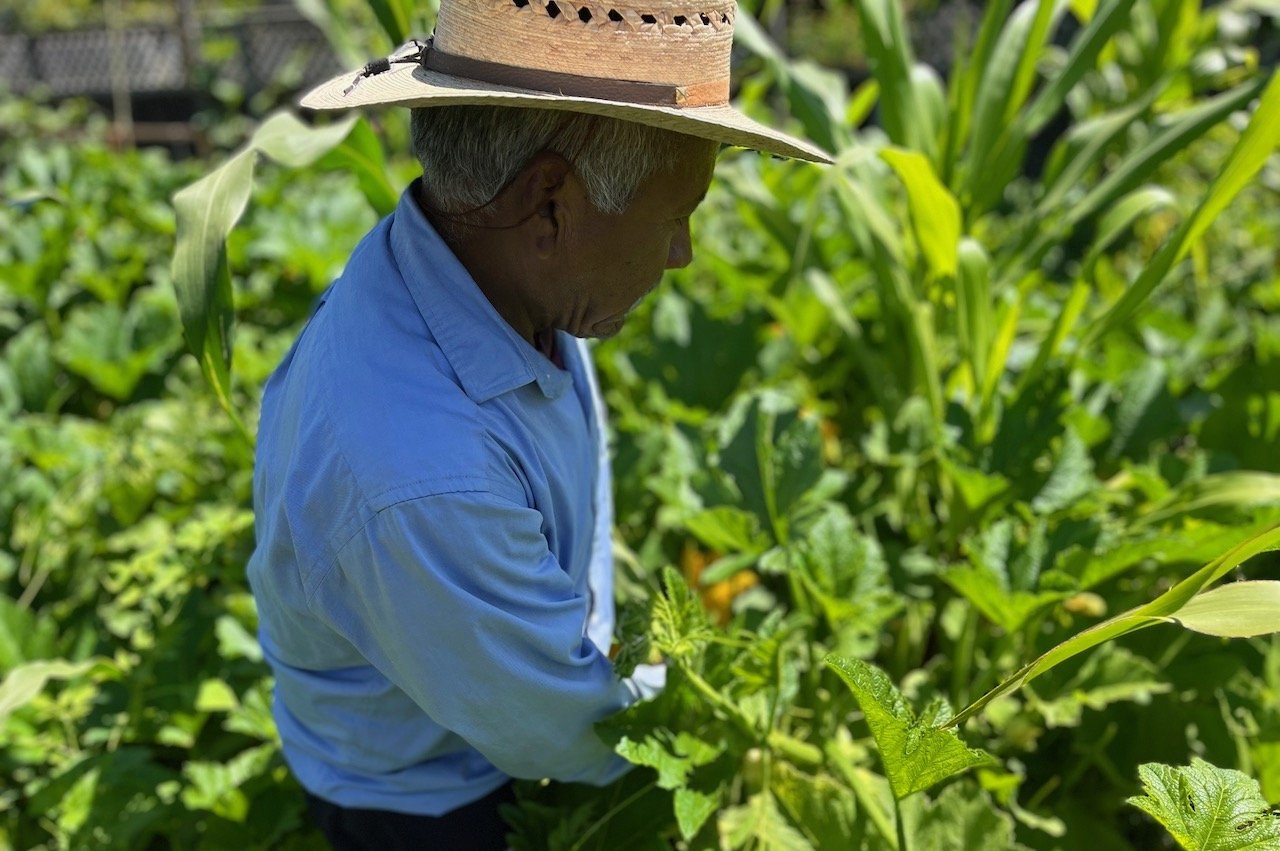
508, 0, 734, 32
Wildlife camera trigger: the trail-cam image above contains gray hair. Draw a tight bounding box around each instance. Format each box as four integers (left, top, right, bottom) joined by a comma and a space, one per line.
409, 105, 708, 241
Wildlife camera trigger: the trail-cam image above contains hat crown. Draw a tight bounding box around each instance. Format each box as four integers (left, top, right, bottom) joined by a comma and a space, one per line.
433, 0, 736, 90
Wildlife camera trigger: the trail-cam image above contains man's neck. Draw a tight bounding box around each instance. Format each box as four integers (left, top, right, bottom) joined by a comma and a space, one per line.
414, 182, 543, 349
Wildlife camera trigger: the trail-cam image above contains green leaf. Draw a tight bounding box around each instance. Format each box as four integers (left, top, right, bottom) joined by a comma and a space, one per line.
1105, 359, 1169, 461
0, 596, 57, 673
733, 15, 851, 154
317, 117, 401, 216
972, 0, 1140, 214
181, 743, 277, 822
794, 507, 902, 653
249, 111, 361, 167
292, 0, 368, 66
908, 782, 1031, 850
650, 565, 715, 662
194, 678, 241, 713
673, 785, 721, 843
681, 506, 770, 555
1036, 85, 1165, 214
171, 147, 254, 437
943, 519, 1068, 632
4, 325, 58, 412
53, 296, 180, 401
1136, 473, 1280, 528
714, 393, 824, 541
770, 762, 861, 850
0, 658, 117, 721
948, 521, 1280, 726
855, 0, 937, 160
955, 238, 993, 396
1027, 646, 1172, 728
824, 656, 995, 798
963, 0, 1067, 212
366, 0, 418, 47
719, 790, 814, 851
1031, 426, 1097, 514
614, 729, 724, 792
941, 459, 1011, 517
1127, 758, 1280, 849
942, 565, 1068, 634
215, 615, 263, 663
170, 111, 389, 436
1018, 0, 1139, 136
1197, 355, 1280, 472
1169, 582, 1280, 638
879, 147, 962, 279
1062, 76, 1265, 234
1082, 185, 1180, 269
1081, 71, 1280, 346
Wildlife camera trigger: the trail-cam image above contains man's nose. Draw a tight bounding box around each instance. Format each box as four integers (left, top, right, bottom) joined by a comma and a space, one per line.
665, 223, 693, 270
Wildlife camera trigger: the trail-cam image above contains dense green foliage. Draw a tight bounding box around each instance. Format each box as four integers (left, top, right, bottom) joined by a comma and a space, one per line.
4, 0, 1280, 848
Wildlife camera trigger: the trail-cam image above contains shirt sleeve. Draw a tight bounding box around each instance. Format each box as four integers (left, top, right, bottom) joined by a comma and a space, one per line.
309, 483, 644, 786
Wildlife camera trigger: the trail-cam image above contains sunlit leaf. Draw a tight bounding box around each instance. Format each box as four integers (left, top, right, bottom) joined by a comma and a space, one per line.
1169, 581, 1280, 638
879, 147, 961, 279
719, 790, 814, 850
825, 656, 995, 798
949, 521, 1280, 726
0, 658, 117, 721
1127, 758, 1280, 849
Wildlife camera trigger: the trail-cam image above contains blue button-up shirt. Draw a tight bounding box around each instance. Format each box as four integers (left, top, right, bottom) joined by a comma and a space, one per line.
246, 180, 662, 816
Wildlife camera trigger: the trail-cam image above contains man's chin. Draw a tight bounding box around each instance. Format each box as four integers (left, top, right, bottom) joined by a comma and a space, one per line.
580, 314, 627, 339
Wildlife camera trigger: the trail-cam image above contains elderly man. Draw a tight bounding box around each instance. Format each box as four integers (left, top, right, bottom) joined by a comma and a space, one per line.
246, 3, 831, 849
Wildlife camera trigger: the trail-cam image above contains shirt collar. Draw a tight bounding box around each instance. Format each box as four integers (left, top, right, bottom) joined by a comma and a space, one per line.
389, 179, 573, 404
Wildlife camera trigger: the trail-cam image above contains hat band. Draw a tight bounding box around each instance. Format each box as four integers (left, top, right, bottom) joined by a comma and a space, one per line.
422, 45, 730, 108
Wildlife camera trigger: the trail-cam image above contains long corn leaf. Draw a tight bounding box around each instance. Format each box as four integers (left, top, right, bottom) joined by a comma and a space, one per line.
947, 520, 1280, 727
1080, 71, 1280, 347
879, 147, 962, 279
1020, 0, 1140, 135
1064, 75, 1267, 232
955, 238, 993, 398
856, 0, 936, 160
171, 111, 395, 436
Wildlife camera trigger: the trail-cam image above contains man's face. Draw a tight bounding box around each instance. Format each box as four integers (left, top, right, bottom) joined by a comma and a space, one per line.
552, 136, 720, 339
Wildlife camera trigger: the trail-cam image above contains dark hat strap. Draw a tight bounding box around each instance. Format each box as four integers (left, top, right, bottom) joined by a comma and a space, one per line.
420, 43, 729, 107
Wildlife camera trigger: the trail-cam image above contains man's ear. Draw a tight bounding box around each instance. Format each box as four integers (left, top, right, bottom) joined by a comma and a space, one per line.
512, 151, 573, 260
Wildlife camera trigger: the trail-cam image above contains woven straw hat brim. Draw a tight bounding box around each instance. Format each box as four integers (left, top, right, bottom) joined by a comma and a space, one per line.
300, 61, 834, 165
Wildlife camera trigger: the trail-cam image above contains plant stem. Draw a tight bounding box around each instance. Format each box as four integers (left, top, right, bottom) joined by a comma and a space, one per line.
680, 664, 759, 740
679, 662, 824, 768
826, 742, 898, 848
894, 794, 910, 851
767, 730, 823, 769
950, 605, 979, 709
569, 779, 657, 851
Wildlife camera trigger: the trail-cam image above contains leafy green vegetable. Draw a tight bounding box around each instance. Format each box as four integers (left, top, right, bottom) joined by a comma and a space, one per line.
1127, 758, 1280, 849
719, 790, 813, 851
825, 656, 995, 798
649, 565, 714, 663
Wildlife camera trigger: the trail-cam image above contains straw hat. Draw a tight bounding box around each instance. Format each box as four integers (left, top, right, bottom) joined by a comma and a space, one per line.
299, 0, 834, 164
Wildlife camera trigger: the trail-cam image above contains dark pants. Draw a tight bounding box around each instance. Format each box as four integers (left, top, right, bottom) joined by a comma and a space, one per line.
303, 781, 518, 850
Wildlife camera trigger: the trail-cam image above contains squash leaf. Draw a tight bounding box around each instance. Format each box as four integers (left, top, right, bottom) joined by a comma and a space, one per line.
1127, 758, 1280, 849
824, 656, 995, 798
